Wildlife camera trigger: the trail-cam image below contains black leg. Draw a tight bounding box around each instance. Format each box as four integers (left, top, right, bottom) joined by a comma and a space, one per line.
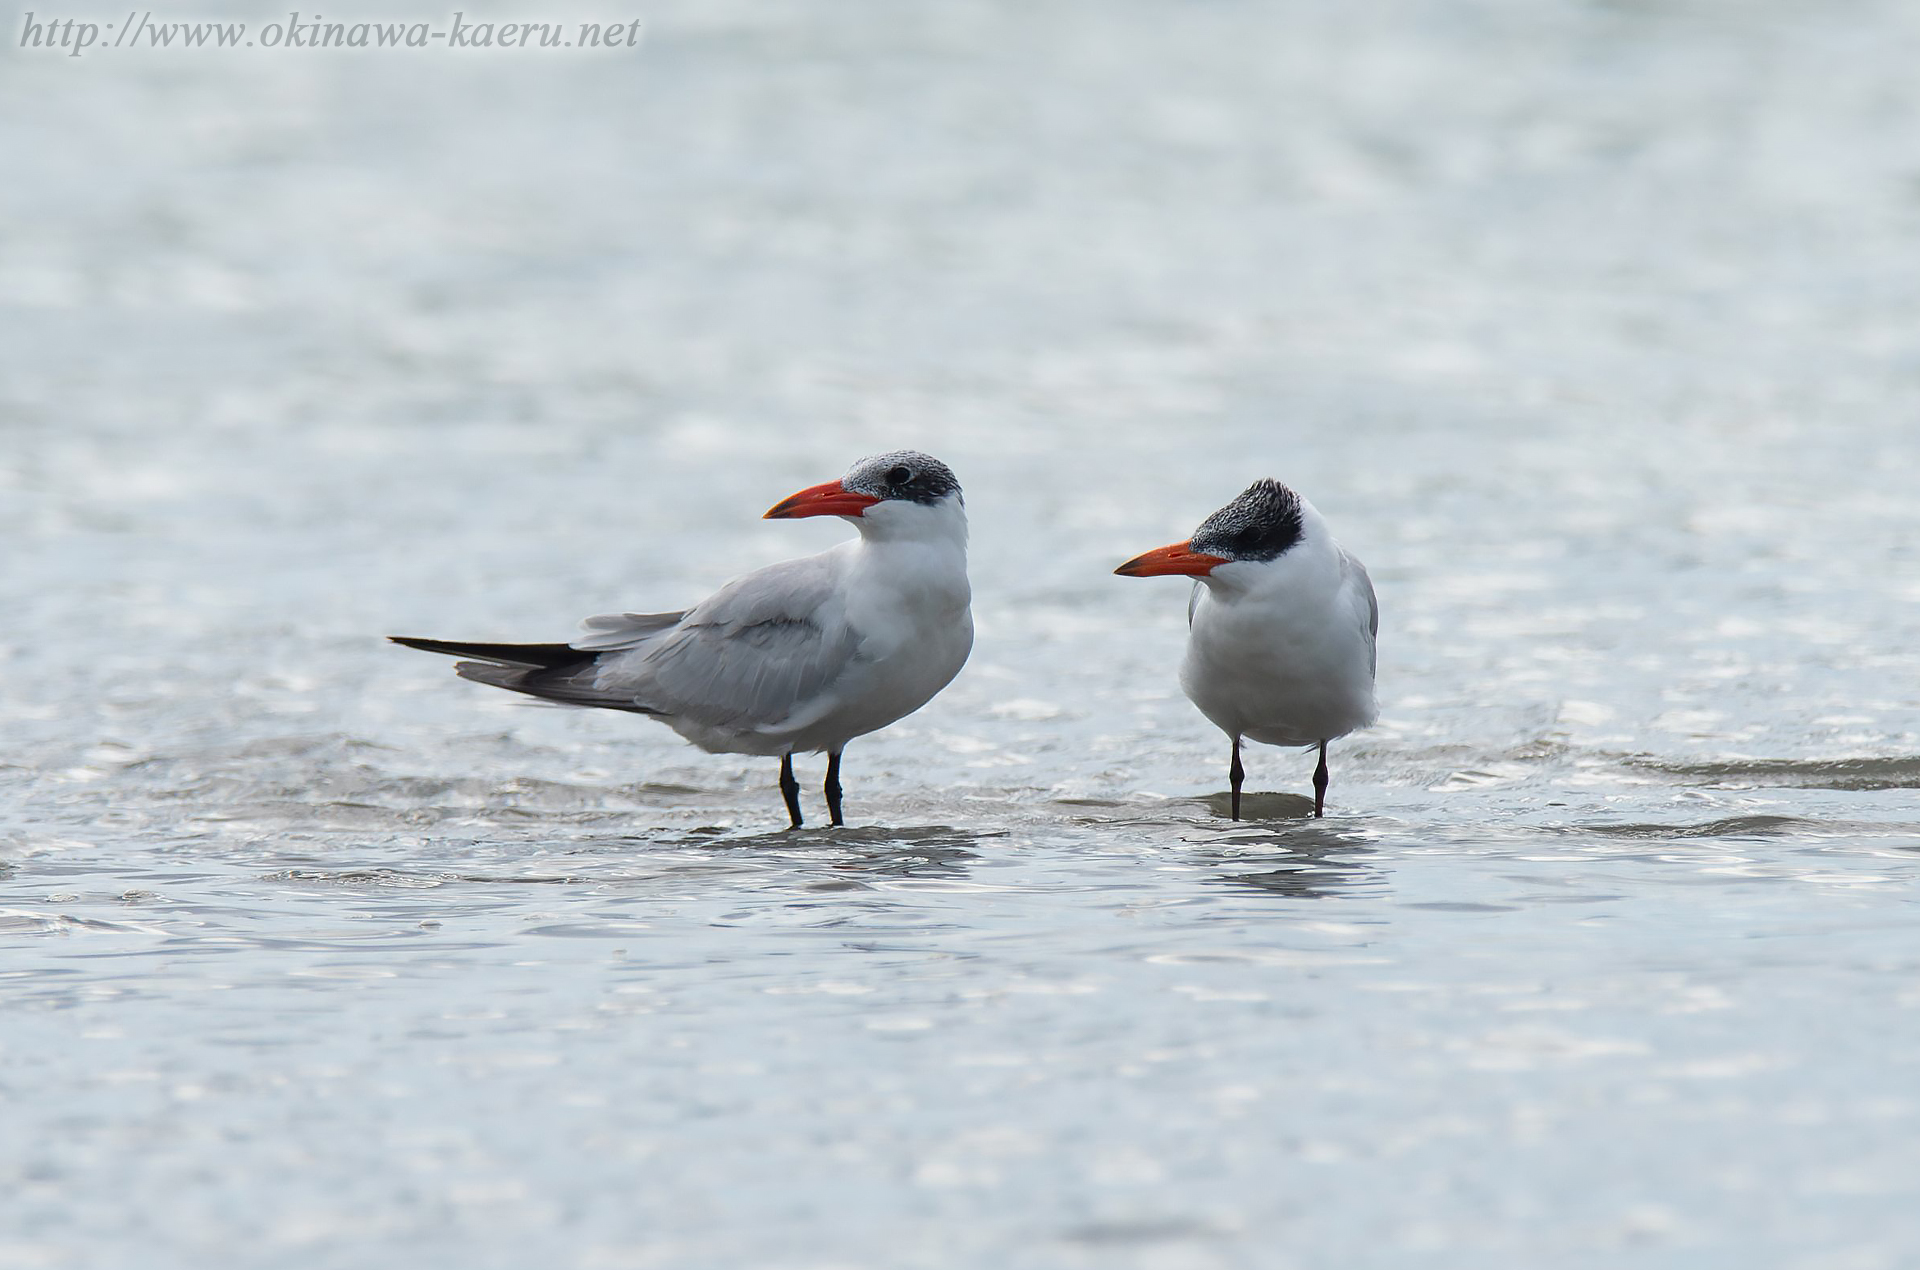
1229, 736, 1244, 821
824, 750, 844, 827
779, 753, 803, 829
1312, 741, 1329, 818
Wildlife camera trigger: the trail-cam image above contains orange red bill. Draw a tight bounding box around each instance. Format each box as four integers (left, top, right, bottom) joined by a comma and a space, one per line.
1113, 541, 1228, 577
763, 480, 882, 519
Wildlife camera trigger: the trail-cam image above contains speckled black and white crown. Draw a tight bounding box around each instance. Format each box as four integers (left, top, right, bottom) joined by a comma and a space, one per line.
1188, 479, 1305, 561
843, 451, 963, 506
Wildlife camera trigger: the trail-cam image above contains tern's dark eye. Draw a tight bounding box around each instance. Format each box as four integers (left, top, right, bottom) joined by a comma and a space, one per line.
886, 465, 912, 486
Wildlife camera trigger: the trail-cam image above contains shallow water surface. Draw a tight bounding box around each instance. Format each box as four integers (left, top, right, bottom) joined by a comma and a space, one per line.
5, 1, 1920, 1266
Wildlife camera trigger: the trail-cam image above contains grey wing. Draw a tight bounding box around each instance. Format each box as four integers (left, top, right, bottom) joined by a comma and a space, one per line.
605, 555, 859, 730
1341, 549, 1379, 677
572, 609, 689, 652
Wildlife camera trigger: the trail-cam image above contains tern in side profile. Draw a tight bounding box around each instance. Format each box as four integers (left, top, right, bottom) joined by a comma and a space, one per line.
1115, 478, 1377, 819
392, 451, 972, 829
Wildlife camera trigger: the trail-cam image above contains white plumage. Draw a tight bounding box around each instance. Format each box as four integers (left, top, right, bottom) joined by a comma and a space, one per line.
578, 498, 972, 758
1118, 479, 1377, 819
395, 451, 972, 828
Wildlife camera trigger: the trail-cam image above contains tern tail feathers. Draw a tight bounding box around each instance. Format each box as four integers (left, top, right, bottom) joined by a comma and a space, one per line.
451, 659, 659, 714
389, 635, 659, 713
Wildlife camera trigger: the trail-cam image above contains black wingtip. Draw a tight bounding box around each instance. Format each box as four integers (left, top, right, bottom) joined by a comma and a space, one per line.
389, 634, 659, 714
388, 636, 586, 668
390, 635, 464, 654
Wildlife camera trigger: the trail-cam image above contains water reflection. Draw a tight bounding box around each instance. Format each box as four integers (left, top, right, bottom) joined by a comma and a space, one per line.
1190, 821, 1381, 900
1196, 790, 1319, 820
1628, 755, 1920, 791
662, 823, 990, 882
1566, 814, 1905, 841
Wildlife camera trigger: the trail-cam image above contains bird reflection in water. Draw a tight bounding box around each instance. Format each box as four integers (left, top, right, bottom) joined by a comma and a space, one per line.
1192, 819, 1379, 900
682, 823, 990, 884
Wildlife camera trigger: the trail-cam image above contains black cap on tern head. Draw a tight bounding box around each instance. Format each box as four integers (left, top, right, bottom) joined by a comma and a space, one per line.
841, 450, 962, 506
1187, 479, 1305, 562
765, 450, 962, 519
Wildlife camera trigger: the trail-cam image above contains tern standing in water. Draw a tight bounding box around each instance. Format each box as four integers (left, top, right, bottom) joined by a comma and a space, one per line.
393, 451, 972, 829
1115, 478, 1377, 819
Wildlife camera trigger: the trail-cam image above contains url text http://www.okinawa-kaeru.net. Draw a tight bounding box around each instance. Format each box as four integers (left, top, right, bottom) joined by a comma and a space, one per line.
19, 11, 645, 57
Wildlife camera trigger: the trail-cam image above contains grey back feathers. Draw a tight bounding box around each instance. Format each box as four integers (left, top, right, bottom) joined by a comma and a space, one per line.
1343, 549, 1380, 677
397, 554, 864, 729
573, 610, 690, 652
1189, 479, 1305, 562
393, 561, 860, 726
615, 554, 858, 729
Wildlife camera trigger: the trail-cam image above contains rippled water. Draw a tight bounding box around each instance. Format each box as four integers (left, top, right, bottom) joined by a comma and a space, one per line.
6, 1, 1920, 1266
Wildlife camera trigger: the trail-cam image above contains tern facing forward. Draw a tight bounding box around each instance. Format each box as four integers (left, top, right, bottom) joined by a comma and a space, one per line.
1115, 479, 1377, 819
392, 451, 972, 829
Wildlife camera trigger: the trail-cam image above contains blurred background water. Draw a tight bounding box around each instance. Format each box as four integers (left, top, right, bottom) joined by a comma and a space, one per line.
4, 0, 1920, 1266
